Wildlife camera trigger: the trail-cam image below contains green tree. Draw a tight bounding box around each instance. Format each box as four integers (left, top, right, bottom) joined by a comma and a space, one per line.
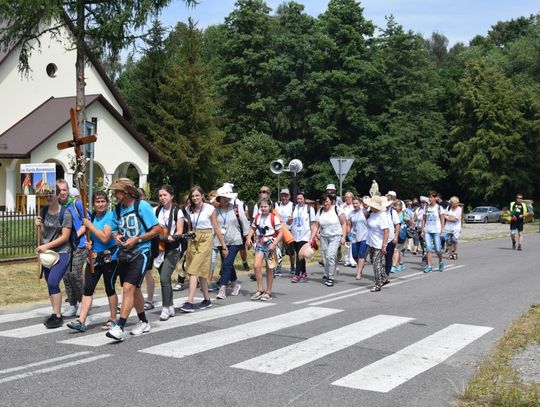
450, 59, 530, 203
149, 19, 224, 194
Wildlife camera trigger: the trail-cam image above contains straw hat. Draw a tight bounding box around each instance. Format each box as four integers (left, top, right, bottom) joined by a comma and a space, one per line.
363, 195, 392, 212
39, 250, 60, 269
298, 244, 315, 260
267, 252, 277, 269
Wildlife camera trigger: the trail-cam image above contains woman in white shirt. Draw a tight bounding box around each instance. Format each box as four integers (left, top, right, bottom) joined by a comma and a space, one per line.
290, 192, 316, 283
180, 186, 227, 313
310, 194, 347, 287
443, 196, 462, 260
364, 195, 390, 292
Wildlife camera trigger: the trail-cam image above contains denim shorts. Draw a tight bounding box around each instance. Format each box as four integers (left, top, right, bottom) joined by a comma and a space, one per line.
351, 241, 368, 260
255, 240, 272, 259
424, 232, 442, 253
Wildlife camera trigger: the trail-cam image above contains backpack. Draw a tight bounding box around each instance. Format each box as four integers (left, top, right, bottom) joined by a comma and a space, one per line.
398, 217, 408, 243
42, 205, 80, 249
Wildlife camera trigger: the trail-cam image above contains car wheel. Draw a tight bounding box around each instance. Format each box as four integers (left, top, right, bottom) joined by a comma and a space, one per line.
483, 217, 488, 223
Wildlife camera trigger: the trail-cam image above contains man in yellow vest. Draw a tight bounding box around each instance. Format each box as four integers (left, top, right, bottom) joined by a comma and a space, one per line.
510, 193, 528, 251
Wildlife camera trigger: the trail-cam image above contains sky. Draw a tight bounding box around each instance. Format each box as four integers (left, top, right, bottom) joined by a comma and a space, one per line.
159, 0, 540, 46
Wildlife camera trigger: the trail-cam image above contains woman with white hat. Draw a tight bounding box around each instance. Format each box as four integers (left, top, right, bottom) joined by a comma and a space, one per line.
214, 186, 250, 300
364, 195, 390, 292
35, 183, 74, 329
310, 193, 347, 287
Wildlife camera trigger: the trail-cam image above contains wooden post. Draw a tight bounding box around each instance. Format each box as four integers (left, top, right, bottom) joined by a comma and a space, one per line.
36, 199, 42, 279
57, 108, 97, 272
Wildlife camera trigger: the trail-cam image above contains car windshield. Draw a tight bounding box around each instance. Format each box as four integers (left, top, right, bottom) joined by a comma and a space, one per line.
472, 208, 488, 213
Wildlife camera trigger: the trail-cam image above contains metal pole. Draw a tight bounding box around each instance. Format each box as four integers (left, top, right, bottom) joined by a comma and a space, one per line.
339, 158, 343, 199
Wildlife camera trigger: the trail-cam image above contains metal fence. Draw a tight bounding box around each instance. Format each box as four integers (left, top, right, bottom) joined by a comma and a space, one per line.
0, 210, 37, 259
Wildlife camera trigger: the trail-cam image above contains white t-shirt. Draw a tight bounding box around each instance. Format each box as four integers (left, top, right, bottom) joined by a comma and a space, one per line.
386, 208, 400, 241
153, 206, 184, 267
348, 209, 367, 242
366, 211, 389, 249
424, 204, 444, 233
276, 201, 294, 230
252, 212, 281, 239
292, 204, 315, 242
443, 206, 462, 233
342, 202, 354, 216
415, 206, 425, 228
317, 205, 345, 237
187, 203, 215, 230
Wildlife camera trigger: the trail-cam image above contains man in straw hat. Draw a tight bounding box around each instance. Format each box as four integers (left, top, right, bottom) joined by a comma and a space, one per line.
363, 195, 391, 292
105, 178, 160, 341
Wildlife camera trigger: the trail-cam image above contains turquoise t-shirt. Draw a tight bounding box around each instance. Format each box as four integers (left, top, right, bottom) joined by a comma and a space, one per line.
111, 200, 158, 252
91, 210, 117, 259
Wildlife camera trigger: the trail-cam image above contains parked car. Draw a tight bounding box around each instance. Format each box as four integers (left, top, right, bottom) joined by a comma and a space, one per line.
464, 206, 501, 223
500, 200, 534, 224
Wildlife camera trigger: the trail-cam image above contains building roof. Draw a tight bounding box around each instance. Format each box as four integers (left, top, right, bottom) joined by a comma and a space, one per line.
0, 95, 159, 159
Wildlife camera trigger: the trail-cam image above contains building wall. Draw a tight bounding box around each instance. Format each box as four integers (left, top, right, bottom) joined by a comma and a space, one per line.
0, 26, 122, 135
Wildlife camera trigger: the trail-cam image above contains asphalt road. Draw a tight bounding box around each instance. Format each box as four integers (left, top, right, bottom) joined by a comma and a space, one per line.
0, 232, 539, 407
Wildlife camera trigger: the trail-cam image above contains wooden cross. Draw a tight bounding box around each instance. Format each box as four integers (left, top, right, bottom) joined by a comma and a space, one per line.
57, 107, 97, 272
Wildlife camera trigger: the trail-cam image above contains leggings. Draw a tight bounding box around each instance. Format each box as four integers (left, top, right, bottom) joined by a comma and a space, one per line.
159, 250, 182, 307
371, 247, 386, 287
293, 241, 308, 276
83, 260, 117, 297
385, 241, 396, 276
43, 252, 71, 295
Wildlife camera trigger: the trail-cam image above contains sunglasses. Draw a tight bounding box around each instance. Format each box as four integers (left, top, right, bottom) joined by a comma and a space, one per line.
259, 190, 269, 194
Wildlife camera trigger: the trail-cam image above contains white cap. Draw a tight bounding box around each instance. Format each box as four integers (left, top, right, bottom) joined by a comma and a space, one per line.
280, 188, 290, 195
326, 184, 336, 191
386, 190, 397, 197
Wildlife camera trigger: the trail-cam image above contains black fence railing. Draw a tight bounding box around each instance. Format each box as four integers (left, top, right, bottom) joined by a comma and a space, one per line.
0, 210, 37, 259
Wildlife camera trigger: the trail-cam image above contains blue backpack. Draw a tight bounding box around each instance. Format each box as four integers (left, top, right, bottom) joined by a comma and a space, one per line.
41, 205, 80, 249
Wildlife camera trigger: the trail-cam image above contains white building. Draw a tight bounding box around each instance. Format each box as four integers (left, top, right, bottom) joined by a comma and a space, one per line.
0, 24, 156, 211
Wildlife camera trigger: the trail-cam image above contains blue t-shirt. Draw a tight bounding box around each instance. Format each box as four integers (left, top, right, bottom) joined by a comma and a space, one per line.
111, 200, 158, 252
91, 211, 117, 259
66, 199, 87, 249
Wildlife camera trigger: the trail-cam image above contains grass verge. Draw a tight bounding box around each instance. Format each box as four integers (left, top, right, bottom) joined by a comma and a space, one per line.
456, 304, 540, 406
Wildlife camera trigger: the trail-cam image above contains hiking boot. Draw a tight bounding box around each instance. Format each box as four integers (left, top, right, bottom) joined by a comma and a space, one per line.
197, 299, 213, 309
180, 302, 196, 313
67, 319, 86, 332
230, 281, 241, 296
130, 320, 151, 336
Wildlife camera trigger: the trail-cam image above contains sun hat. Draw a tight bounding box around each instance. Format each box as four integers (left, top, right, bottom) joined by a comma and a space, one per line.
39, 250, 60, 269
280, 188, 290, 195
109, 178, 139, 198
325, 184, 336, 191
298, 244, 315, 260
386, 190, 397, 197
449, 196, 460, 205
364, 195, 392, 212
216, 185, 238, 201
420, 195, 429, 204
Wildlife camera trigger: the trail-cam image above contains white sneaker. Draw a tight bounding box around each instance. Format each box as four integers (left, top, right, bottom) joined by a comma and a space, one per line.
62, 305, 77, 317
160, 308, 170, 321
168, 306, 175, 318
231, 281, 241, 296
105, 324, 124, 342
130, 320, 151, 336
216, 286, 226, 300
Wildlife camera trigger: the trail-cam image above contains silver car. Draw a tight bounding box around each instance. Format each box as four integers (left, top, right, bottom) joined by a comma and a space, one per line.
465, 206, 501, 223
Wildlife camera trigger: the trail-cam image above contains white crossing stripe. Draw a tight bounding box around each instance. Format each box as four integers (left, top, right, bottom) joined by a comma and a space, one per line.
59, 301, 274, 347
232, 314, 413, 374
0, 354, 110, 384
332, 323, 493, 393
0, 296, 114, 325
0, 351, 92, 374
139, 306, 343, 359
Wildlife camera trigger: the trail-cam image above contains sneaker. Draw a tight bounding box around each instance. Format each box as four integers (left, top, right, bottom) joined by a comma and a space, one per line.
143, 301, 154, 310
249, 273, 256, 281
180, 302, 196, 313
168, 306, 175, 318
390, 266, 399, 273
207, 282, 219, 292
130, 320, 151, 336
230, 281, 241, 296
62, 305, 77, 318
197, 299, 213, 309
106, 324, 125, 341
517, 245, 522, 251
424, 265, 432, 273
300, 273, 308, 282
439, 262, 445, 272
160, 308, 171, 321
322, 275, 328, 280
291, 275, 300, 283
67, 319, 86, 332
421, 257, 427, 268
289, 267, 296, 275
44, 314, 63, 329
216, 286, 226, 300
274, 269, 282, 277
173, 283, 184, 291
324, 278, 334, 287
242, 262, 250, 271
370, 285, 381, 292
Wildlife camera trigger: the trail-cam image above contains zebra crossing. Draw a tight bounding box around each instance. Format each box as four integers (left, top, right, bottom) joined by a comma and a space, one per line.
0, 293, 493, 393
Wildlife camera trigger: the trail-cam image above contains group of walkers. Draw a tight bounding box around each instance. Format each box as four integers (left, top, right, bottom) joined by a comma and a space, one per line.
36, 178, 472, 340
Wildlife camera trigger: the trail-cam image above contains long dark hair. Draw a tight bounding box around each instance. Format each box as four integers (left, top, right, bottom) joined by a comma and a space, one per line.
189, 185, 205, 212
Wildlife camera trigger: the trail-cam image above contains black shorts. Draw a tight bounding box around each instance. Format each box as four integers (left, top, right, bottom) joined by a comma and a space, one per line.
510, 221, 524, 232
115, 250, 150, 288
